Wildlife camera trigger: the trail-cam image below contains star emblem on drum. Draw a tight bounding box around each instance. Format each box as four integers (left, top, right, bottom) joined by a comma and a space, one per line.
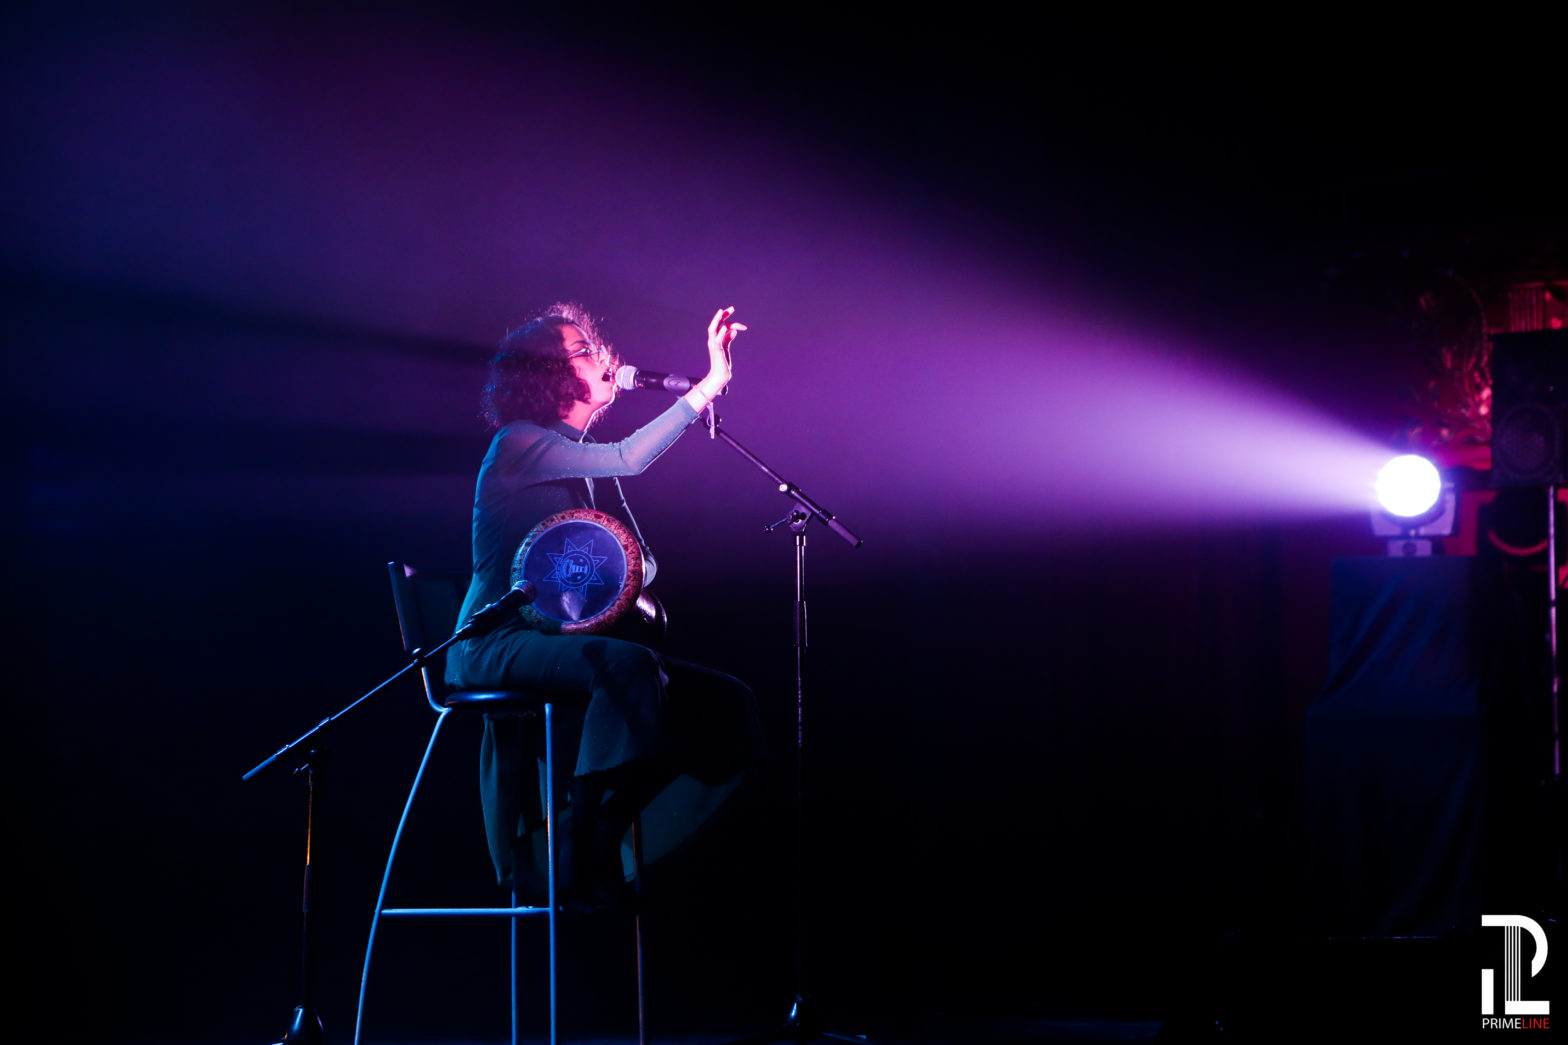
544, 535, 609, 594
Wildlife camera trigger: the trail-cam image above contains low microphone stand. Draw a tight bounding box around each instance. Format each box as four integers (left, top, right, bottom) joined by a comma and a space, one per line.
706, 419, 867, 1045
241, 589, 532, 1045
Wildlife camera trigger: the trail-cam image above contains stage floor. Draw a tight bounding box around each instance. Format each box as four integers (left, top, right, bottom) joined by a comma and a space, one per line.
349, 1022, 1167, 1045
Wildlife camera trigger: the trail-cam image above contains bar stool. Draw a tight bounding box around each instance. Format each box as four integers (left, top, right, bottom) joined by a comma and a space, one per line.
353, 562, 645, 1045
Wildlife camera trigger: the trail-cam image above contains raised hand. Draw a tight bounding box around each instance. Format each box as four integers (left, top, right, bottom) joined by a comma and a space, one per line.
686, 307, 745, 411
703, 306, 745, 392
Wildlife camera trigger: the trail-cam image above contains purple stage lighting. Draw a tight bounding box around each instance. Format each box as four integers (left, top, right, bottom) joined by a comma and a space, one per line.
3, 11, 1420, 548
1374, 454, 1442, 518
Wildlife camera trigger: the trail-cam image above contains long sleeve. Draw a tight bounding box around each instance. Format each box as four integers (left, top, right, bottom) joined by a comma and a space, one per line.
495, 400, 699, 483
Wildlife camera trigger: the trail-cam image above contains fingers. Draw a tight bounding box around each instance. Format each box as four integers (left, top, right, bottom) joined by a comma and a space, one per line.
707, 307, 744, 352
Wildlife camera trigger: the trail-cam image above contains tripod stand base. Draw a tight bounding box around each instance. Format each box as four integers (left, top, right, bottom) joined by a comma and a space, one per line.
276, 1004, 325, 1045
722, 995, 869, 1044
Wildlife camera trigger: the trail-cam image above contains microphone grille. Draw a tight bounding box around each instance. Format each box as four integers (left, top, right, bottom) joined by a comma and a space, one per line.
614, 365, 637, 391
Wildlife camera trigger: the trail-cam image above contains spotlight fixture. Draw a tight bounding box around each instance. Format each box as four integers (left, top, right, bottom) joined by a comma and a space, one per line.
1370, 454, 1456, 556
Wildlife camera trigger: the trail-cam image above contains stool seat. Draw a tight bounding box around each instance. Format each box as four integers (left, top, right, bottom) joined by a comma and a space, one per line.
444, 689, 552, 712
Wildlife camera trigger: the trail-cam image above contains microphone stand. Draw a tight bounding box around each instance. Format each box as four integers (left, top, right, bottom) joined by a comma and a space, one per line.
241, 586, 535, 1045
706, 419, 866, 1045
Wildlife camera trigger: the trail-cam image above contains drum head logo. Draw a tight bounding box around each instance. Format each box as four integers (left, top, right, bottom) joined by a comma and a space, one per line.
513, 510, 638, 630
545, 535, 608, 593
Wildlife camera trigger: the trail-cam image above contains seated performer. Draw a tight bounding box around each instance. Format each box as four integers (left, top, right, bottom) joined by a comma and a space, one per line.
446, 302, 765, 908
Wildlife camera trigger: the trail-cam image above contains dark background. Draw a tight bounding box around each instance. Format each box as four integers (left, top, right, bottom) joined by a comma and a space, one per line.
6, 2, 1564, 1041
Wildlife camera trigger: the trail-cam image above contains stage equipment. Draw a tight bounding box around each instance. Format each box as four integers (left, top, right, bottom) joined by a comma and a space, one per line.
1491, 330, 1568, 486
1375, 454, 1441, 517
615, 364, 704, 394
711, 423, 864, 1045
353, 564, 647, 1045
1488, 329, 1567, 798
512, 508, 648, 634
1370, 454, 1455, 556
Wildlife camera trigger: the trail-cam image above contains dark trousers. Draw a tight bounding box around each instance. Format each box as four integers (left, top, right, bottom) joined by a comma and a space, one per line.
454, 627, 765, 885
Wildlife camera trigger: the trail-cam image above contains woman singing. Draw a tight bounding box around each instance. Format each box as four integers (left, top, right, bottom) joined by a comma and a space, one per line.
447, 302, 765, 908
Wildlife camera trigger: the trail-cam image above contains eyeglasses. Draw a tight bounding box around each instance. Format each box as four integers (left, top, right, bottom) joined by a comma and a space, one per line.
565, 343, 614, 364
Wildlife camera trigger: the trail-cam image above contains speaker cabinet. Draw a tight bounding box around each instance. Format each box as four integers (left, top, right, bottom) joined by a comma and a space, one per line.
1491, 330, 1568, 486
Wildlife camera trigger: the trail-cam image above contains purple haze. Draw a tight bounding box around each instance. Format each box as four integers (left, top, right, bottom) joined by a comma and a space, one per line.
5, 12, 1395, 544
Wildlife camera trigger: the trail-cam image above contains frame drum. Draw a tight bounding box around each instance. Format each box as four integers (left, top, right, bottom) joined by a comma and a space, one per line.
510, 508, 644, 634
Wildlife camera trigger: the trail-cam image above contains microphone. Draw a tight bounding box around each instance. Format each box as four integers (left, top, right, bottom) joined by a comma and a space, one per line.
615, 365, 704, 395
453, 583, 537, 641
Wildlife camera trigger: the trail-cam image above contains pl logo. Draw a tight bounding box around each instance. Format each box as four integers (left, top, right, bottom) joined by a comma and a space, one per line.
1481, 915, 1550, 1032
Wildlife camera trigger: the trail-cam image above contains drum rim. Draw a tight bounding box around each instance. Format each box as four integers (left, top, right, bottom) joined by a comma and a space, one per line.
511, 507, 644, 634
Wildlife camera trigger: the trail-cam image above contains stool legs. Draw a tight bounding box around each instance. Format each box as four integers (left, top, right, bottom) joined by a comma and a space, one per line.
355, 704, 559, 1045
510, 877, 520, 1045
357, 700, 645, 1045
633, 817, 646, 1045
544, 701, 559, 1045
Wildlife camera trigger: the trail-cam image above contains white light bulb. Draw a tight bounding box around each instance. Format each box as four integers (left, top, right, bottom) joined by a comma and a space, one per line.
1375, 455, 1442, 517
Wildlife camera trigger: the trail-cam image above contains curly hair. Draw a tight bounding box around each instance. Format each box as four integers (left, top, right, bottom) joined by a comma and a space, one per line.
480, 302, 612, 429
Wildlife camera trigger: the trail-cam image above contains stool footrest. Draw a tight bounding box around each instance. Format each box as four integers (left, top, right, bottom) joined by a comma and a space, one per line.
382, 906, 551, 918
